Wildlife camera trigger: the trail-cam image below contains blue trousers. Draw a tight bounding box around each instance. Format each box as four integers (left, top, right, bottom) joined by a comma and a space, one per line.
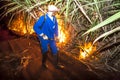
39, 37, 58, 55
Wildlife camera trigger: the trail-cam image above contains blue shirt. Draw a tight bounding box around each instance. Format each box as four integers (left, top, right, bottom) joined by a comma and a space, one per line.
33, 14, 58, 39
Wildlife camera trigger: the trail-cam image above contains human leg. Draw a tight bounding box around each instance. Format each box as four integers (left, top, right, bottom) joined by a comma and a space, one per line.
40, 39, 49, 69
42, 51, 48, 69
49, 40, 58, 55
49, 40, 60, 68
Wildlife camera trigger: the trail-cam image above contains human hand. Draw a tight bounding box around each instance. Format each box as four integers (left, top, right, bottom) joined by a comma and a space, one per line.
39, 33, 44, 36
43, 35, 48, 40
39, 33, 48, 40
55, 37, 59, 43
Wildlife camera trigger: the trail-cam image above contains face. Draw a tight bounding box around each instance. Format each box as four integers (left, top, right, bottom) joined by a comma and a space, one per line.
48, 10, 58, 16
52, 11, 57, 16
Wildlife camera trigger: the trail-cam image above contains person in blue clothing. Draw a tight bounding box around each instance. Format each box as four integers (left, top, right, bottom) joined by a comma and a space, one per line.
33, 5, 60, 69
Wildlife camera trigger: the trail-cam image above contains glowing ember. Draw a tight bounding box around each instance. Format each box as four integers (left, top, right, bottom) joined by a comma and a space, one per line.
79, 42, 96, 59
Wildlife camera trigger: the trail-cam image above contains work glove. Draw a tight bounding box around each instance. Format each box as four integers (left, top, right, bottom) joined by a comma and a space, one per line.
40, 33, 48, 40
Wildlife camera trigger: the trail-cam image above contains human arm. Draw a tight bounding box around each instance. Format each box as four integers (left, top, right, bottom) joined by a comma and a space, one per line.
33, 16, 44, 35
54, 17, 59, 42
54, 17, 58, 37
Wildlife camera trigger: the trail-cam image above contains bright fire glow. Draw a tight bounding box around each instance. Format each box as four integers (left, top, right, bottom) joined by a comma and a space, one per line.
57, 15, 69, 45
58, 25, 67, 43
9, 14, 68, 45
79, 42, 96, 59
9, 15, 34, 35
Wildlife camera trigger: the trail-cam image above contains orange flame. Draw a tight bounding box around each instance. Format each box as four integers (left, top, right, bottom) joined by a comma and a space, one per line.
9, 15, 34, 35
9, 14, 69, 46
57, 15, 69, 45
58, 26, 67, 43
79, 42, 96, 59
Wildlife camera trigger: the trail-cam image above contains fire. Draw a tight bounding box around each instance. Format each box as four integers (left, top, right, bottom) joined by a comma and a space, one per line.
9, 14, 68, 45
58, 26, 67, 43
79, 42, 96, 59
57, 15, 69, 45
9, 15, 34, 35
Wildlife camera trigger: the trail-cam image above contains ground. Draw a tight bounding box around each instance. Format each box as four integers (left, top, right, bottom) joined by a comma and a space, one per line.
0, 37, 102, 80
0, 30, 119, 80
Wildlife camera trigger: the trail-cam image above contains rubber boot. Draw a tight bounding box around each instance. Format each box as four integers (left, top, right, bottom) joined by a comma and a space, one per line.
53, 54, 58, 68
42, 52, 48, 69
53, 53, 64, 69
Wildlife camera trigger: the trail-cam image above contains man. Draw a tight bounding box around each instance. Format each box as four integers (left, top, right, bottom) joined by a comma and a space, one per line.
33, 5, 60, 69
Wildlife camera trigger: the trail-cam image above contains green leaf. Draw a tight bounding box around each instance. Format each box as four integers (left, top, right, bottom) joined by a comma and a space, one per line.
82, 11, 120, 36
0, 2, 17, 10
1, 5, 22, 19
93, 26, 120, 44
